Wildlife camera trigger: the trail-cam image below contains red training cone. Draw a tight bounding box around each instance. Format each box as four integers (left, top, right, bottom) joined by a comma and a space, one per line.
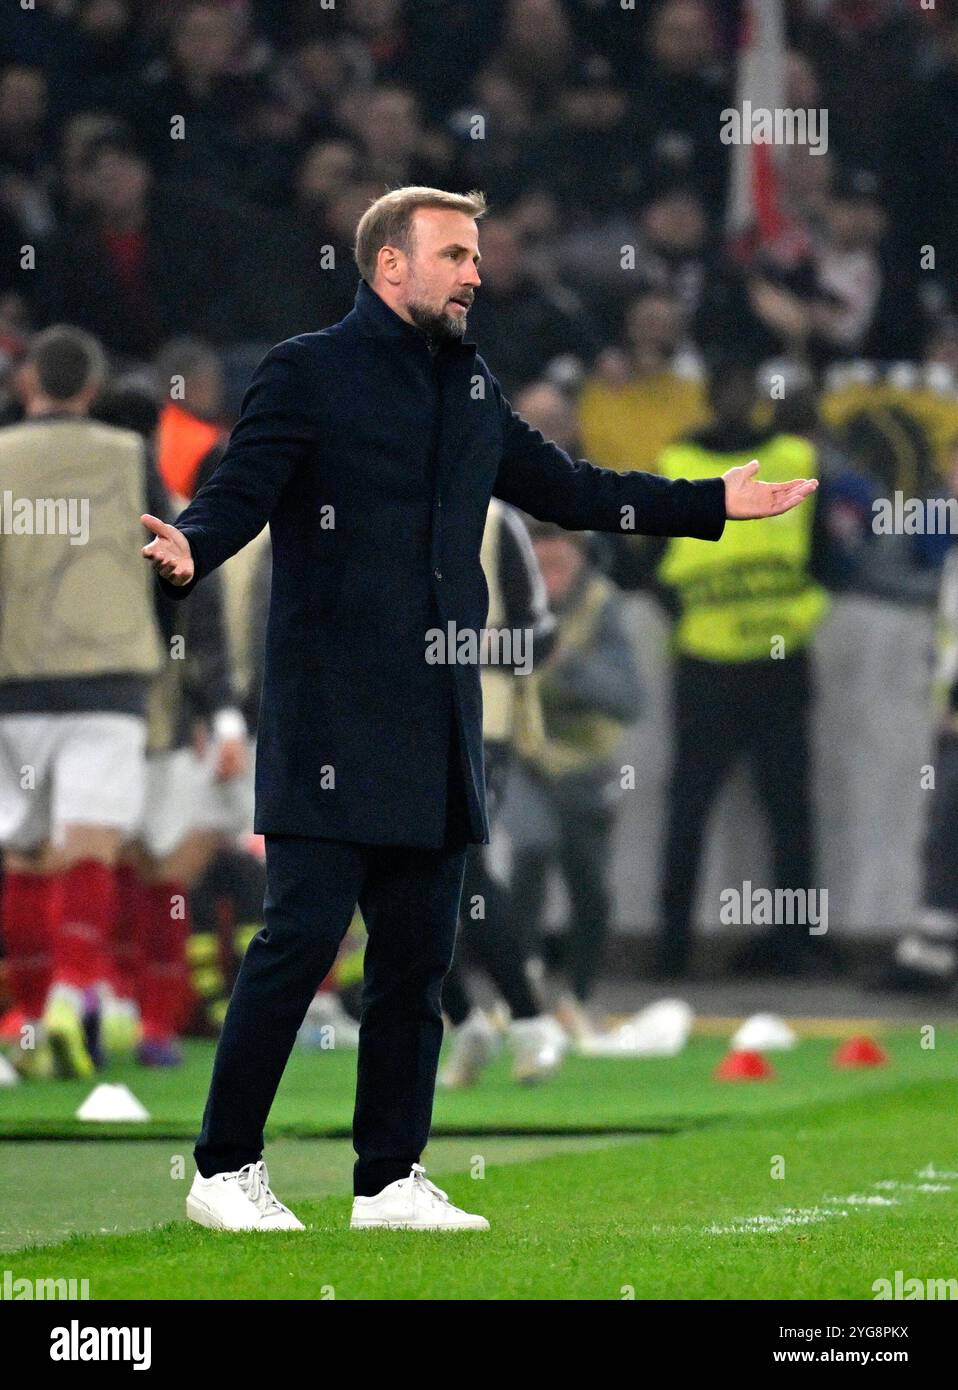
714, 1049, 775, 1081
832, 1035, 888, 1068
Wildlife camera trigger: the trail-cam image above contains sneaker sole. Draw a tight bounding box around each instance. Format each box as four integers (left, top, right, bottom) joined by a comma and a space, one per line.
186, 1195, 305, 1232
350, 1218, 490, 1231
186, 1195, 257, 1232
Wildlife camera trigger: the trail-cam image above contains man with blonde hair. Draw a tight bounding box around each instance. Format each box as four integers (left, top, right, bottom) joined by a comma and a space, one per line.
142, 185, 816, 1232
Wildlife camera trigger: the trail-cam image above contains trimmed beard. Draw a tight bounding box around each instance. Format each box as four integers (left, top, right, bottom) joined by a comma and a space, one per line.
407, 298, 468, 343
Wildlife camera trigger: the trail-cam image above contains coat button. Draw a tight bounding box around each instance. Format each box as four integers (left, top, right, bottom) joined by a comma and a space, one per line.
434, 567, 442, 580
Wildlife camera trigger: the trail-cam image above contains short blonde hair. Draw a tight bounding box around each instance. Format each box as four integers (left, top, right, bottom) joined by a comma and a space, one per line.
354, 185, 487, 283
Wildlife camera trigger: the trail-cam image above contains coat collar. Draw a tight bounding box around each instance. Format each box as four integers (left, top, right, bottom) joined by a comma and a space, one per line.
353, 278, 476, 357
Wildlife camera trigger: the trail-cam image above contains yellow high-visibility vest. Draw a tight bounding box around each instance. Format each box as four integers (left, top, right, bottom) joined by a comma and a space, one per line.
656, 433, 828, 662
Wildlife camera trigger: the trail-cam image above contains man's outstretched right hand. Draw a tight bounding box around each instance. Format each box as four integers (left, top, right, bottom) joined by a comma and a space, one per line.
141, 514, 195, 587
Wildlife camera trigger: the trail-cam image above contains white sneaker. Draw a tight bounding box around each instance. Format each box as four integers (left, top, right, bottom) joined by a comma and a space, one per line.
297, 991, 360, 1050
350, 1164, 490, 1231
510, 1014, 568, 1083
186, 1161, 305, 1231
439, 1008, 499, 1089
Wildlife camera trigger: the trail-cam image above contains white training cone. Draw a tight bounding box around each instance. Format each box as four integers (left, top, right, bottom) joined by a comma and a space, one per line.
76, 1083, 150, 1122
731, 1013, 798, 1052
0, 1053, 19, 1086
579, 999, 694, 1057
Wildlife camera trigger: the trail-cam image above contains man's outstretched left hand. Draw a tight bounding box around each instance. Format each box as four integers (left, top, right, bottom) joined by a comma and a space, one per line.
723, 459, 818, 520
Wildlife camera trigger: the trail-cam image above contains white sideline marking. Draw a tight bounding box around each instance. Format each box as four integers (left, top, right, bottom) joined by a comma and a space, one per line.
706, 1206, 850, 1235
704, 1165, 953, 1236
874, 1180, 952, 1194
828, 1194, 898, 1206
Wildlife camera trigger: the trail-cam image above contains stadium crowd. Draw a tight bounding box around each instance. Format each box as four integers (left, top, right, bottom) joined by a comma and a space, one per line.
2, 0, 958, 1086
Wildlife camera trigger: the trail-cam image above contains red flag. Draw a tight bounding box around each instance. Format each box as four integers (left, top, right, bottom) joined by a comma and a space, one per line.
726, 0, 787, 245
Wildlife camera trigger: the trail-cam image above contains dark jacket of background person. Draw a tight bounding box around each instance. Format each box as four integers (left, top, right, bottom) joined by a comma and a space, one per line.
160, 278, 727, 850
36, 184, 308, 358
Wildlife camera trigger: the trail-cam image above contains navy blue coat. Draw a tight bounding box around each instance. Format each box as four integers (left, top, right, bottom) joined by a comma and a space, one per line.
163, 280, 726, 848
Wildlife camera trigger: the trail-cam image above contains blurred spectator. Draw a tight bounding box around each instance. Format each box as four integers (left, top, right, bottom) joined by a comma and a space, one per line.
0, 63, 55, 287
449, 67, 540, 211
37, 130, 306, 357
294, 177, 381, 330
885, 13, 958, 324
0, 65, 50, 181
506, 524, 642, 1035
273, 30, 353, 138
766, 361, 875, 593
56, 113, 127, 220
340, 0, 414, 87
529, 54, 639, 219
791, 0, 929, 173
402, 0, 510, 122
555, 183, 715, 344
811, 169, 925, 364
152, 337, 226, 503
354, 83, 453, 189
54, 1, 149, 126
719, 165, 929, 369
513, 379, 579, 455
293, 137, 360, 218
577, 288, 707, 475
441, 498, 563, 1089
125, 2, 272, 200
498, 0, 574, 97
632, 0, 731, 219
465, 217, 600, 396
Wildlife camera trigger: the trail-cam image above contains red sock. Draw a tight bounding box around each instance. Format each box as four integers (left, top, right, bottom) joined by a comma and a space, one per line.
0, 871, 56, 1018
110, 863, 142, 1000
135, 882, 191, 1042
52, 860, 115, 989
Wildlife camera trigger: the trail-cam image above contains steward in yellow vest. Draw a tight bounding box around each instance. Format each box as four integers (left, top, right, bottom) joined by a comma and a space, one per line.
656, 431, 827, 662
651, 359, 828, 979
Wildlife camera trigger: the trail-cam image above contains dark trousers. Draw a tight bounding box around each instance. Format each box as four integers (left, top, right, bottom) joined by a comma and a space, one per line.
442, 838, 541, 1024
194, 712, 471, 1196
659, 651, 815, 971
922, 731, 958, 913
510, 798, 616, 1004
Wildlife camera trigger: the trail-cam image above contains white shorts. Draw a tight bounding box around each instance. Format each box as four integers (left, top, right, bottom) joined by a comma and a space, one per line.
137, 745, 252, 860
0, 712, 147, 853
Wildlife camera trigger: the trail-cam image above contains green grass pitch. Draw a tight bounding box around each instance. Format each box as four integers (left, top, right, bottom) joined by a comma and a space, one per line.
2, 1030, 956, 1299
